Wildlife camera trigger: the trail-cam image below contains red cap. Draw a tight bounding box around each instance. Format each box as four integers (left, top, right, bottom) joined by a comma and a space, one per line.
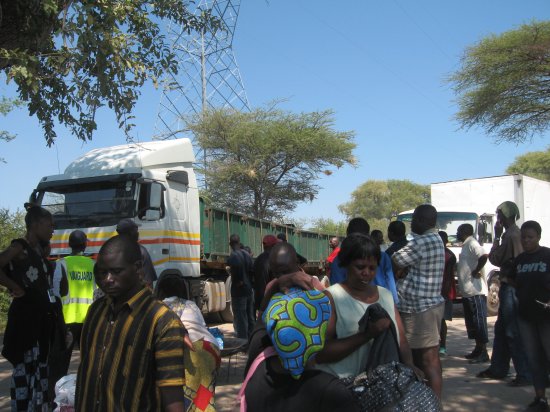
262, 235, 278, 247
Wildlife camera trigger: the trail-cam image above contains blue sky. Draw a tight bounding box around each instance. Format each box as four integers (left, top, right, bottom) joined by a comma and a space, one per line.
2, 0, 550, 225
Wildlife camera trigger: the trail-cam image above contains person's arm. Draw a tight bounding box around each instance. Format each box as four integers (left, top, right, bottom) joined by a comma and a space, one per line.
159, 386, 185, 412
258, 271, 323, 315
59, 261, 69, 297
315, 291, 390, 364
472, 255, 488, 278
391, 240, 421, 280
0, 242, 25, 297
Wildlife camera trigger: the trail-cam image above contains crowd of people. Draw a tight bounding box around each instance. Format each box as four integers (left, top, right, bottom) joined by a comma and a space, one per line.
0, 199, 549, 411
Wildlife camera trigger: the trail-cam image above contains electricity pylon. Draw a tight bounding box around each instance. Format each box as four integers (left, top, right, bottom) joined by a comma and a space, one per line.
154, 0, 250, 152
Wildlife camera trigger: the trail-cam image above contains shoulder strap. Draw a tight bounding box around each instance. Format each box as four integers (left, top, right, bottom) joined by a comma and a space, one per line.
237, 346, 277, 412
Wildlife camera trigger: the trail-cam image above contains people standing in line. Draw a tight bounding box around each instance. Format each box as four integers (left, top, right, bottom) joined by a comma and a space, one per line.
0, 206, 63, 411
330, 218, 399, 304
512, 221, 550, 411
438, 231, 457, 357
476, 201, 532, 386
385, 221, 408, 257
156, 273, 221, 412
116, 218, 157, 288
456, 224, 490, 363
253, 235, 278, 313
54, 230, 96, 377
325, 237, 341, 280
227, 234, 255, 339
391, 204, 445, 398
76, 235, 186, 411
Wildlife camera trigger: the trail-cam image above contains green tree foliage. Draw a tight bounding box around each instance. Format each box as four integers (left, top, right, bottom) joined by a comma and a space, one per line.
0, 1, 218, 145
0, 208, 26, 249
449, 21, 550, 143
188, 106, 356, 220
339, 180, 430, 222
507, 147, 550, 181
309, 218, 347, 236
0, 97, 23, 162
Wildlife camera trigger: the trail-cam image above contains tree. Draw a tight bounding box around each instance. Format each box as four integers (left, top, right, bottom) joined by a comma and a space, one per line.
0, 1, 218, 145
309, 218, 347, 236
0, 208, 26, 249
0, 97, 22, 162
449, 20, 550, 143
507, 147, 550, 181
339, 179, 430, 222
187, 106, 356, 220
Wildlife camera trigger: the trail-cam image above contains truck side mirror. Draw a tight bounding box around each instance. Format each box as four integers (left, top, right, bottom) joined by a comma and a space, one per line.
149, 183, 162, 209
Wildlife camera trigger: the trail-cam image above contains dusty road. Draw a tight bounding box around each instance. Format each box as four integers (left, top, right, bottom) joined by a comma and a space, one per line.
0, 310, 536, 411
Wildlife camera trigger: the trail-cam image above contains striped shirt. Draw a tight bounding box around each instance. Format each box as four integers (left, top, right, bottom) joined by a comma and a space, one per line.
76, 287, 186, 411
393, 229, 445, 313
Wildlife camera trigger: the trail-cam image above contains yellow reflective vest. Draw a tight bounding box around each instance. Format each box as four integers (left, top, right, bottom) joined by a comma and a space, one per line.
61, 255, 95, 324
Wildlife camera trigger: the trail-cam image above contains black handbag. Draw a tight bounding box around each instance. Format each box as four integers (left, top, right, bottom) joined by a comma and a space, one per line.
342, 361, 442, 412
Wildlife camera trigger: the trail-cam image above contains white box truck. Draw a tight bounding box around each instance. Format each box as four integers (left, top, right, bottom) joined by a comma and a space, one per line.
397, 174, 550, 315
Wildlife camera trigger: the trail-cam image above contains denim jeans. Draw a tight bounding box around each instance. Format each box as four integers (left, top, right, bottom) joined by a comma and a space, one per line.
232, 292, 255, 339
488, 283, 532, 381
518, 317, 550, 391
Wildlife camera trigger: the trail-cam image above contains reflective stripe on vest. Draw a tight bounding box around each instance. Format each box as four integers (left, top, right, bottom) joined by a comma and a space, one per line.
62, 255, 95, 324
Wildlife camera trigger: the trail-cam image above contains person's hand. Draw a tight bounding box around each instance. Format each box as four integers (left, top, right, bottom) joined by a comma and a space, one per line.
10, 285, 25, 298
394, 266, 409, 280
183, 334, 195, 351
365, 317, 391, 340
494, 221, 503, 238
278, 270, 315, 293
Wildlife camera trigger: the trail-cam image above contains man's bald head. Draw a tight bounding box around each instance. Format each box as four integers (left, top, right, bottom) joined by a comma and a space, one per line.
269, 242, 300, 278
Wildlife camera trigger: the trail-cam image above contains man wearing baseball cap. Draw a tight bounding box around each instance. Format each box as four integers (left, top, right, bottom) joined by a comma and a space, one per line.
253, 235, 279, 312
116, 218, 157, 288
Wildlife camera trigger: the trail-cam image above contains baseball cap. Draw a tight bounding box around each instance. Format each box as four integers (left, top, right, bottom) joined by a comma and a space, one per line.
262, 235, 278, 247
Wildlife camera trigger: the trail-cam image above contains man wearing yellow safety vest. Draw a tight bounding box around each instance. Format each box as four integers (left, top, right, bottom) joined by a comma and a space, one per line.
54, 230, 95, 375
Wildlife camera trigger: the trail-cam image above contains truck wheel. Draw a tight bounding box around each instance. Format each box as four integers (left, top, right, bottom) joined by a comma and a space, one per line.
487, 275, 500, 317
220, 301, 234, 323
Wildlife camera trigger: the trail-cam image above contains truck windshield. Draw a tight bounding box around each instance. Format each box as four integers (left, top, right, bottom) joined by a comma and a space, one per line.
39, 180, 136, 229
397, 211, 478, 245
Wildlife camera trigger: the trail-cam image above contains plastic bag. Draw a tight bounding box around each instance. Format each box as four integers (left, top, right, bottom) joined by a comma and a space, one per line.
54, 374, 76, 412
208, 327, 224, 349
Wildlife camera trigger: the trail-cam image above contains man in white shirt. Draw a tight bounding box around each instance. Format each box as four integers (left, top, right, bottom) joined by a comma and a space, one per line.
456, 224, 489, 364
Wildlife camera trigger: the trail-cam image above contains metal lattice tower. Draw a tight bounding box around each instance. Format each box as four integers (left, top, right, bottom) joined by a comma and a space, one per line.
154, 0, 250, 149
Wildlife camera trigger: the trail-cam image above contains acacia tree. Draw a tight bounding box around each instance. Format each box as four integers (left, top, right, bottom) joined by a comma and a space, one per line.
449, 21, 550, 143
507, 147, 550, 181
0, 1, 217, 145
339, 180, 430, 222
187, 107, 356, 220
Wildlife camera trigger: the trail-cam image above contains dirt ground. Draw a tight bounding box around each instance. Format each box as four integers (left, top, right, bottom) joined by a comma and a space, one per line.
0, 307, 537, 411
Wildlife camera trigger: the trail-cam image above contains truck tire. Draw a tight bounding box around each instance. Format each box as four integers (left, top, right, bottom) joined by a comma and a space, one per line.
487, 273, 500, 317
219, 276, 233, 323
220, 301, 234, 323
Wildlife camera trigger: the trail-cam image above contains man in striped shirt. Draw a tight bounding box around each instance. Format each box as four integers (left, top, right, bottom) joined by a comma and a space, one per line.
76, 235, 186, 411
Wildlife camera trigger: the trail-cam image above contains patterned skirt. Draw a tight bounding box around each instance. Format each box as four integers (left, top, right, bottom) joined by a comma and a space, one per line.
184, 339, 221, 412
11, 346, 50, 412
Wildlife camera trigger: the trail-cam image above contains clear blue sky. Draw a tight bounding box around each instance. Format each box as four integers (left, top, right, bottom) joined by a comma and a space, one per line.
2, 0, 550, 226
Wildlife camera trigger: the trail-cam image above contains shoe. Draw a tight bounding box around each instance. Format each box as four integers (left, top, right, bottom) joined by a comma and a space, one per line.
464, 349, 481, 359
439, 347, 447, 356
508, 377, 532, 387
468, 351, 490, 364
476, 369, 507, 380
527, 397, 549, 411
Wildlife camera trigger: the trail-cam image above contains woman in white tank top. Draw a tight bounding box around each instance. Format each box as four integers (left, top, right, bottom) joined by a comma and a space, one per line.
315, 233, 414, 378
